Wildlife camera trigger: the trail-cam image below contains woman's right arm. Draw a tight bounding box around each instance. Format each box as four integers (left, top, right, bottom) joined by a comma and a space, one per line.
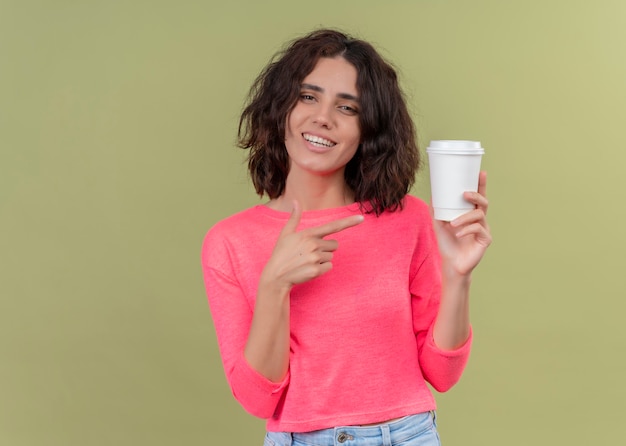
203, 202, 363, 418
202, 265, 288, 418
244, 201, 364, 382
243, 277, 292, 383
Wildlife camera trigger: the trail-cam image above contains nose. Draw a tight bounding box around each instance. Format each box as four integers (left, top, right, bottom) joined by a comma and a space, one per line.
313, 103, 333, 129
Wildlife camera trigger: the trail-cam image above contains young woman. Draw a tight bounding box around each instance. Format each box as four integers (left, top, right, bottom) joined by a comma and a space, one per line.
202, 29, 492, 446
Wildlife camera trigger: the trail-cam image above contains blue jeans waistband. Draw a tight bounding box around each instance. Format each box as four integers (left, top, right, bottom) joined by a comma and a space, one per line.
264, 411, 440, 446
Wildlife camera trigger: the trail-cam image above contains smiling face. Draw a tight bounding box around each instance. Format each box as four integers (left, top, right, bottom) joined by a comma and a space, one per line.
284, 56, 361, 182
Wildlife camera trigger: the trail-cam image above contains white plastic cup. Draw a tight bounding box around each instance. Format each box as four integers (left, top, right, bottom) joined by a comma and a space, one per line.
426, 140, 485, 221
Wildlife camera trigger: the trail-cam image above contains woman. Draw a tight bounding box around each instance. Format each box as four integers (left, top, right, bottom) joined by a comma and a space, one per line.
202, 29, 491, 446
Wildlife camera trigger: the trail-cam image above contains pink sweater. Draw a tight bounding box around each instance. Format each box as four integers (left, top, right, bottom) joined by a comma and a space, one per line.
201, 195, 471, 432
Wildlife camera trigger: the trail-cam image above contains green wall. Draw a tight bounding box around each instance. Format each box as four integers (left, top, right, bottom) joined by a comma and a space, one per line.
2, 1, 624, 444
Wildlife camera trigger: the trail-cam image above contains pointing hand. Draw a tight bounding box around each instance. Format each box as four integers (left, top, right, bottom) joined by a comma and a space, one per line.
261, 201, 364, 289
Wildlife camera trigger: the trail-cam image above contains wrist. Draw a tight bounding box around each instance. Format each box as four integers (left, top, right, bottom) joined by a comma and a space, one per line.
441, 267, 473, 287
258, 272, 292, 300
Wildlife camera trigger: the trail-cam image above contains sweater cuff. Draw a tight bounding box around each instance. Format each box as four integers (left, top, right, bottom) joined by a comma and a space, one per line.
420, 325, 472, 392
237, 354, 291, 393
426, 324, 473, 356
229, 354, 290, 418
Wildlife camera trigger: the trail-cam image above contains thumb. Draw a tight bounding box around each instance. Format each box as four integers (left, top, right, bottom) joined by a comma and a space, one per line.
280, 200, 302, 235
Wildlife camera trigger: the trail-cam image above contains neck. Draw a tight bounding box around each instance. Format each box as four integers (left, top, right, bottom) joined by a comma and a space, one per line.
270, 169, 354, 212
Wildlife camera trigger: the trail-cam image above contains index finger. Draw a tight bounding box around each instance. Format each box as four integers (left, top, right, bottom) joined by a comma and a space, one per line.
477, 171, 488, 198
280, 200, 302, 236
308, 214, 365, 238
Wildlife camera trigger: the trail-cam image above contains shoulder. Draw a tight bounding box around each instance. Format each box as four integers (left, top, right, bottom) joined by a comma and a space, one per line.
399, 195, 436, 240
204, 206, 263, 240
201, 206, 269, 263
400, 194, 431, 217
381, 194, 431, 227
391, 195, 436, 247
362, 195, 432, 240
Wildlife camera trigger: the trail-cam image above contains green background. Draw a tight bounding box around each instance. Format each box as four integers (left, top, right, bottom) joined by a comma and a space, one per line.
2, 0, 624, 444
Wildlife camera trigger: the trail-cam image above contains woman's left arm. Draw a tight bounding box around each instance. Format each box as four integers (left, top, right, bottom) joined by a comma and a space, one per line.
432, 171, 492, 350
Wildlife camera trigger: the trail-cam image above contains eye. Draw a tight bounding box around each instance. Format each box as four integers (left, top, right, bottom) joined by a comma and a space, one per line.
338, 104, 358, 115
300, 93, 316, 102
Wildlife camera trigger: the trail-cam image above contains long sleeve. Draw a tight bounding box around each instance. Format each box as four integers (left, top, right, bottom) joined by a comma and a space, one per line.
201, 228, 289, 419
409, 210, 472, 392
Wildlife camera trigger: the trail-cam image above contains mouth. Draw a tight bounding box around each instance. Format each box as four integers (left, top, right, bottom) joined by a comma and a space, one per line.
303, 133, 336, 148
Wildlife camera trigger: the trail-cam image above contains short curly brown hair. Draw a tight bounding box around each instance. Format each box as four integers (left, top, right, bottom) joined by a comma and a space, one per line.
238, 29, 420, 215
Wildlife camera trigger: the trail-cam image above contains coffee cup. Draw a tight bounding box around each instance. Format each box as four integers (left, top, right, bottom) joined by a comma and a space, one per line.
426, 140, 484, 221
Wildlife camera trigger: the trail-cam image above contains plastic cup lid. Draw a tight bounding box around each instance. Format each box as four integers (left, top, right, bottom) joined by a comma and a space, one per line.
426, 140, 484, 154
429, 140, 482, 150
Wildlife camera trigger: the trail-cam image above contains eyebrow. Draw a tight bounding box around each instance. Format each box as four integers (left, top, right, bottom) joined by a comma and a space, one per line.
301, 83, 359, 102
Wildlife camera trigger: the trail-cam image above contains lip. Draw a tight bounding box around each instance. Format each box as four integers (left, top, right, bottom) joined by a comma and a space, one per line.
302, 133, 336, 153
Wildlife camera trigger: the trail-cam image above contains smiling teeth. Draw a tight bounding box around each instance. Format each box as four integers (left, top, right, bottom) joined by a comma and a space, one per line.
304, 134, 335, 147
